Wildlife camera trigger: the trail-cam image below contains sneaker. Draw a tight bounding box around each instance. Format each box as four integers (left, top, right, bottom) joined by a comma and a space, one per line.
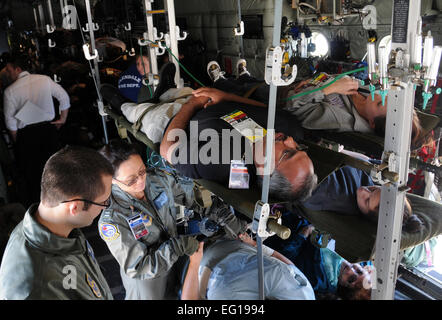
148, 62, 177, 103
207, 61, 226, 83
100, 83, 129, 115
236, 58, 250, 78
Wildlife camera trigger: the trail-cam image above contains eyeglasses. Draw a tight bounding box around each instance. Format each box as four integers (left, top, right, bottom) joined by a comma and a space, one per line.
276, 144, 308, 168
61, 197, 111, 208
114, 168, 147, 187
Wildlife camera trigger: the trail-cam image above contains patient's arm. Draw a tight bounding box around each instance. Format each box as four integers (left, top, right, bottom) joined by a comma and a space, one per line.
160, 95, 208, 163
271, 249, 294, 265
181, 242, 204, 300
193, 87, 266, 108
322, 76, 358, 96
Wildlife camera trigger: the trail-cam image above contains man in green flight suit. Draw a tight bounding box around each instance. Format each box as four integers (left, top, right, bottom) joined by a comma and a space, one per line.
0, 146, 114, 300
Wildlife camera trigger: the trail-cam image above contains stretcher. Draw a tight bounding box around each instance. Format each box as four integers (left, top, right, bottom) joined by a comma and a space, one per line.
104, 104, 442, 261
313, 109, 440, 159
294, 192, 442, 263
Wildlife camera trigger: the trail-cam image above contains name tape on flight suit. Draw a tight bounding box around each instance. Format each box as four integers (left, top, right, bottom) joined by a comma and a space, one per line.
153, 191, 168, 209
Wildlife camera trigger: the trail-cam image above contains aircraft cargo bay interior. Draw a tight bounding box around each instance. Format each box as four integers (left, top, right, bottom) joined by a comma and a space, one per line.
0, 0, 441, 302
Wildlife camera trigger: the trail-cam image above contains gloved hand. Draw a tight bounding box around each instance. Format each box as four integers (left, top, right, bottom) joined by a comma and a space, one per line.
178, 235, 199, 256
198, 217, 220, 237
204, 196, 249, 239
224, 218, 248, 240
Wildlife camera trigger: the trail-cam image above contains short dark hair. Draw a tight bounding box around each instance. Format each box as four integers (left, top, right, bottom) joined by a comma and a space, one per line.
99, 139, 140, 176
41, 146, 114, 208
7, 54, 30, 71
136, 53, 149, 60
337, 283, 371, 300
256, 170, 318, 202
402, 199, 423, 233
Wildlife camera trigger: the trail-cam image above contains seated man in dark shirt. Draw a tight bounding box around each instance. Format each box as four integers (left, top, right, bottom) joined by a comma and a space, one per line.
159, 89, 318, 202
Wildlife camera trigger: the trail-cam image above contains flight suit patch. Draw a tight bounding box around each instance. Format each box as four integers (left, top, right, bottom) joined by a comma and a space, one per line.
141, 214, 152, 227
99, 223, 120, 241
153, 191, 168, 209
86, 273, 102, 298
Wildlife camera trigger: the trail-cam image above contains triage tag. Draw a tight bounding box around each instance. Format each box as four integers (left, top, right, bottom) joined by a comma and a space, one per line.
310, 72, 329, 86
127, 214, 149, 240
221, 110, 266, 143
229, 160, 250, 189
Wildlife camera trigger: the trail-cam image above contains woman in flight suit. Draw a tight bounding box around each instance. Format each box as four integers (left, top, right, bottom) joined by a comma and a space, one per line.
98, 140, 247, 299
98, 140, 200, 300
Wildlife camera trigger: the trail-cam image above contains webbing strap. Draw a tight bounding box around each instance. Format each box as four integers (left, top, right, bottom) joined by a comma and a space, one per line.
132, 94, 193, 132
114, 119, 128, 139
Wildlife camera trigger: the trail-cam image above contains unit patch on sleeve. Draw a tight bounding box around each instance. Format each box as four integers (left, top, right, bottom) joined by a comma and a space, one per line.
99, 223, 120, 241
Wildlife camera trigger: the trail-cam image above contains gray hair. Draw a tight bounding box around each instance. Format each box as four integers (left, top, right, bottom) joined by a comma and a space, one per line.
256, 170, 318, 202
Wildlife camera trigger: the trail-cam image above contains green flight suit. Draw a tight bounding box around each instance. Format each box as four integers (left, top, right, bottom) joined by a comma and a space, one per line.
98, 168, 246, 300
0, 204, 113, 300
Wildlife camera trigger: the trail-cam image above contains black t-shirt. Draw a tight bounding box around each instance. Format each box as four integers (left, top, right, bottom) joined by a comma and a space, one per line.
168, 101, 304, 185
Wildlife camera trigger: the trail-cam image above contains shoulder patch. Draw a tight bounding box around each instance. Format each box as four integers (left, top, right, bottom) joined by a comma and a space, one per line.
99, 223, 120, 241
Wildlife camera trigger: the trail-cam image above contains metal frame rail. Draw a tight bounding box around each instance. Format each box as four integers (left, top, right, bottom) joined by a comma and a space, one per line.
141, 0, 186, 89
371, 0, 441, 300
254, 0, 285, 300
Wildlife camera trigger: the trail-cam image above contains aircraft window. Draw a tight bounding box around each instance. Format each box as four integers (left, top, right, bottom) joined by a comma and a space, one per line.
310, 32, 329, 57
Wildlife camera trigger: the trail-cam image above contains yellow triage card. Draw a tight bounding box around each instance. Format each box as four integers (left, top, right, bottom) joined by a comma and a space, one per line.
221, 110, 267, 143
310, 72, 329, 85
